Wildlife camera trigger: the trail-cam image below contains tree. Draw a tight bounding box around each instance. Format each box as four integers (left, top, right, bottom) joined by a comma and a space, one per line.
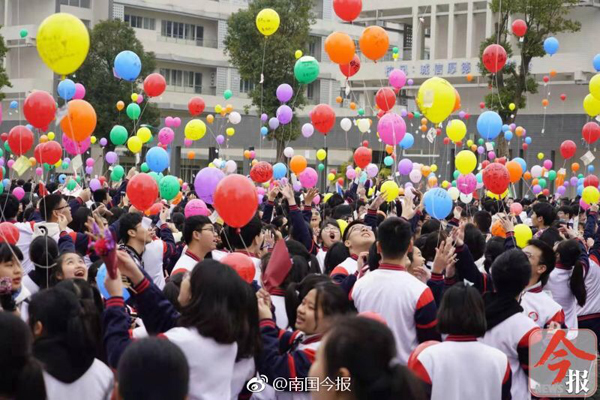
76, 20, 160, 149
224, 0, 315, 160
0, 30, 11, 100
477, 0, 580, 156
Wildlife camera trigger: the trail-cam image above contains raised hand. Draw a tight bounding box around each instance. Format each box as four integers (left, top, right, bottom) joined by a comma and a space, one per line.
304, 188, 318, 206
401, 194, 416, 220
267, 185, 281, 202
369, 190, 388, 211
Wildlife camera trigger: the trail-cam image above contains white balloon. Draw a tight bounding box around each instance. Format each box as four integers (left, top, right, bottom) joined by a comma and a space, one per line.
405, 186, 416, 200
229, 112, 242, 125
459, 193, 473, 203
340, 118, 352, 132
225, 160, 237, 173
531, 165, 543, 178
409, 169, 422, 183
283, 147, 294, 158
357, 118, 370, 133
448, 187, 460, 201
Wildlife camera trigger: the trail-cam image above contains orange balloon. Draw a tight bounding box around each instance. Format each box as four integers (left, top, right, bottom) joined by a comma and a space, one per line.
420, 125, 427, 132
491, 221, 507, 238
398, 187, 405, 196
116, 101, 125, 111
572, 162, 580, 172
453, 89, 461, 112
470, 144, 477, 152
61, 100, 97, 142
349, 102, 356, 110
542, 99, 549, 107
385, 145, 393, 154
466, 74, 473, 82
171, 191, 183, 205
550, 69, 557, 77
324, 32, 356, 64
290, 155, 307, 174
39, 135, 48, 143
421, 166, 431, 177
428, 176, 438, 187
336, 96, 343, 104
532, 178, 539, 186
187, 151, 195, 159
506, 161, 523, 183
225, 104, 233, 113
244, 150, 250, 159
555, 176, 564, 188
359, 26, 389, 61
523, 171, 532, 180
420, 118, 427, 125
207, 114, 214, 124
515, 126, 524, 137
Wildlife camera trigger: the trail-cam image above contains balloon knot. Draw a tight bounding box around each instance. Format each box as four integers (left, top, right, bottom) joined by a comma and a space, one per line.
236, 228, 241, 235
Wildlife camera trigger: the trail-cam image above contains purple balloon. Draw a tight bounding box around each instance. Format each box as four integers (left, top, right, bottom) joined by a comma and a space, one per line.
301, 123, 314, 138
400, 109, 408, 117
105, 151, 118, 165
85, 158, 94, 167
509, 123, 516, 131
407, 78, 414, 86
458, 111, 466, 119
276, 105, 293, 125
85, 166, 94, 175
398, 158, 413, 175
388, 69, 407, 90
184, 138, 193, 147
216, 135, 225, 145
269, 117, 280, 130
292, 182, 302, 192
261, 113, 268, 122
158, 127, 175, 145
556, 186, 566, 195
298, 167, 318, 188
99, 138, 108, 147
457, 173, 477, 194
0, 158, 5, 167
564, 180, 570, 187
280, 177, 288, 186
570, 177, 579, 186
532, 184, 542, 194
477, 146, 485, 154
73, 83, 86, 100
63, 135, 91, 155
63, 158, 71, 164
89, 178, 101, 192
194, 167, 225, 204
276, 84, 293, 103
378, 113, 406, 146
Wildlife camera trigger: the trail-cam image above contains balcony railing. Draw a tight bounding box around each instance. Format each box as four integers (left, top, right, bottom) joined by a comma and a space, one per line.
166, 85, 217, 96
157, 35, 219, 49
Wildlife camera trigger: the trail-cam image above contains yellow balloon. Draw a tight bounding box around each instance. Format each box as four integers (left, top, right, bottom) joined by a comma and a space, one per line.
455, 150, 477, 174
55, 160, 62, 168
537, 152, 544, 160
446, 119, 466, 142
466, 140, 473, 147
316, 149, 327, 161
514, 224, 532, 248
136, 127, 152, 143
36, 13, 89, 75
416, 77, 456, 123
487, 189, 509, 200
392, 53, 399, 60
324, 193, 333, 203
131, 93, 138, 102
431, 164, 438, 172
29, 157, 36, 166
226, 127, 235, 136
208, 163, 215, 168
327, 173, 335, 181
256, 8, 280, 36
509, 103, 515, 111
295, 50, 303, 59
116, 101, 125, 111
367, 187, 375, 197
590, 73, 600, 101
583, 186, 600, 205
185, 119, 206, 140
442, 180, 450, 188
207, 114, 214, 124
47, 132, 55, 140
337, 219, 348, 236
583, 94, 600, 117
215, 104, 223, 113
380, 180, 399, 202
90, 136, 96, 144
127, 136, 143, 153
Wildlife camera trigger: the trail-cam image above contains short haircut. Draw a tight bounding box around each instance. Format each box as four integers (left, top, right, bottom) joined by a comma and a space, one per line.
118, 213, 143, 243
526, 239, 556, 286
332, 204, 352, 220
532, 202, 556, 226
117, 338, 189, 400
0, 193, 20, 220
438, 283, 487, 337
92, 189, 108, 204
225, 215, 262, 250
183, 216, 212, 245
420, 219, 441, 236
557, 205, 572, 219
376, 217, 412, 260
342, 219, 367, 243
473, 211, 492, 233
38, 194, 64, 221
0, 243, 23, 263
323, 241, 350, 275
490, 249, 531, 297
539, 227, 562, 248
464, 224, 486, 261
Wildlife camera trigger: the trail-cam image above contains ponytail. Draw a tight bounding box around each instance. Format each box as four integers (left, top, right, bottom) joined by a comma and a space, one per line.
570, 260, 587, 307
557, 239, 588, 307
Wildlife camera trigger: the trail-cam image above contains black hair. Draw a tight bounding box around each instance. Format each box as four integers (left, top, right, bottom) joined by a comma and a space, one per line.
0, 193, 20, 221
284, 239, 320, 274
368, 241, 381, 271
38, 194, 64, 222
182, 215, 212, 245
319, 218, 341, 244
539, 227, 562, 248
323, 241, 350, 275
172, 212, 185, 232
438, 283, 487, 337
490, 249, 531, 297
326, 193, 344, 210
118, 337, 189, 400
484, 236, 504, 274
556, 240, 587, 307
526, 239, 556, 286
118, 212, 143, 243
420, 219, 441, 236
420, 231, 448, 263
68, 206, 92, 233
342, 219, 368, 243
473, 211, 492, 234
557, 205, 572, 220
178, 259, 260, 360
225, 215, 262, 250
92, 189, 108, 204
284, 274, 332, 331
311, 280, 351, 329
108, 206, 125, 225
0, 243, 23, 263
324, 316, 426, 400
332, 204, 353, 220
28, 236, 59, 290
464, 224, 486, 261
163, 273, 185, 312
51, 252, 86, 286
376, 217, 412, 260
532, 202, 556, 227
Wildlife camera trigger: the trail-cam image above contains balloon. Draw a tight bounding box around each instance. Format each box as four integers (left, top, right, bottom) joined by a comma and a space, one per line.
159, 175, 180, 201
89, 178, 101, 192
294, 56, 320, 84
400, 133, 414, 149
184, 199, 210, 218
359, 26, 389, 61
187, 97, 206, 116
194, 167, 225, 204
504, 131, 513, 141
340, 118, 352, 132
543, 37, 559, 55
73, 83, 86, 100
214, 175, 258, 228
396, 158, 412, 175
457, 173, 477, 194
531, 165, 543, 179
416, 77, 456, 123
513, 157, 527, 172
221, 253, 255, 284
36, 13, 89, 75
110, 125, 128, 146
23, 91, 56, 129
276, 84, 293, 103
509, 202, 523, 216
283, 147, 294, 158
389, 69, 407, 90
514, 224, 532, 248
324, 32, 355, 64
269, 117, 280, 130
455, 150, 477, 174
34, 141, 61, 165
354, 147, 372, 168
583, 94, 600, 117
273, 163, 287, 179
114, 50, 142, 82
446, 119, 466, 142
583, 186, 600, 205
126, 103, 141, 120
298, 167, 318, 188
103, 152, 117, 165
339, 55, 361, 78
409, 169, 422, 183
512, 19, 527, 37
7, 126, 33, 156
310, 104, 336, 134
483, 163, 510, 195
276, 105, 293, 125
482, 44, 507, 73
543, 160, 553, 170
185, 119, 207, 140
127, 136, 143, 153
143, 73, 166, 97
256, 8, 280, 36
381, 181, 399, 202
57, 79, 76, 100
290, 155, 307, 174
116, 101, 125, 111
357, 118, 370, 133
127, 173, 158, 211
378, 114, 406, 147
506, 161, 523, 183
146, 147, 170, 172
250, 162, 273, 183
583, 121, 600, 144
584, 175, 599, 188
61, 100, 96, 142
423, 188, 453, 219
477, 111, 502, 140
316, 149, 327, 161
375, 87, 396, 112
333, 0, 362, 22
136, 127, 152, 143
158, 127, 174, 145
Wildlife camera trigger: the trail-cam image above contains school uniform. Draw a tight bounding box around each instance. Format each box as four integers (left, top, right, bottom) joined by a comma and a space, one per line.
42, 359, 113, 400
579, 212, 600, 339
520, 282, 565, 328
315, 247, 328, 273
545, 264, 579, 330
351, 263, 440, 363
330, 255, 358, 283
269, 288, 289, 330
410, 336, 511, 400
171, 247, 202, 276
141, 238, 167, 289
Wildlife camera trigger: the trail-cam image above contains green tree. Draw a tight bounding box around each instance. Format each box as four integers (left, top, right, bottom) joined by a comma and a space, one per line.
0, 30, 12, 100
76, 20, 160, 149
224, 0, 315, 160
477, 0, 580, 156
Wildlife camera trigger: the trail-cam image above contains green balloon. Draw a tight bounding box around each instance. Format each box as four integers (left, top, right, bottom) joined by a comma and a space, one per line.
126, 103, 141, 120
62, 163, 69, 170
358, 108, 365, 116
223, 90, 233, 100
578, 174, 584, 179
110, 125, 128, 145
453, 170, 460, 179
140, 162, 149, 173
294, 56, 320, 84
44, 163, 51, 171
0, 149, 4, 157
1, 167, 4, 177
159, 175, 180, 200
538, 178, 547, 189
4, 142, 10, 153
111, 165, 125, 181
548, 170, 557, 181
393, 47, 399, 54
0, 184, 4, 195
477, 139, 484, 145
76, 176, 81, 183
413, 111, 421, 119
452, 180, 457, 187
19, 29, 27, 38
317, 163, 325, 172
66, 179, 77, 190
149, 172, 161, 185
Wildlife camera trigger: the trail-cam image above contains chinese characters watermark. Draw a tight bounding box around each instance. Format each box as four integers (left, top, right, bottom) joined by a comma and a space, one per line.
246, 375, 351, 393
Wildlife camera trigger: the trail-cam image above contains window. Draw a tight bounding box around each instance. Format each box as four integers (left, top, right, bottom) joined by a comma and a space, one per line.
307, 82, 315, 100
61, 0, 90, 7
125, 14, 155, 30
308, 39, 317, 57
81, 19, 91, 29
161, 20, 205, 46
160, 68, 203, 93
240, 79, 255, 94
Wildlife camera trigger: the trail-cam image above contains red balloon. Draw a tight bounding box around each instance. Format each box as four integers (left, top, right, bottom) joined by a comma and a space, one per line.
8, 125, 34, 156
214, 174, 258, 228
560, 94, 567, 101
333, 0, 362, 22
353, 147, 372, 168
482, 44, 507, 73
23, 91, 56, 129
455, 141, 463, 147
145, 202, 163, 216
512, 19, 527, 37
482, 160, 490, 169
221, 253, 255, 284
337, 178, 344, 186
584, 175, 599, 188
250, 161, 273, 183
362, 140, 369, 147
543, 76, 549, 83
542, 189, 550, 197
443, 137, 450, 145
375, 87, 396, 112
143, 73, 166, 97
310, 104, 336, 135
522, 143, 528, 150
127, 173, 159, 211
34, 141, 62, 165
560, 140, 577, 159
483, 163, 510, 194
0, 222, 19, 245
479, 102, 485, 109
99, 176, 107, 186
188, 97, 206, 116
583, 122, 600, 144
339, 55, 361, 78
497, 157, 507, 165
0, 133, 7, 142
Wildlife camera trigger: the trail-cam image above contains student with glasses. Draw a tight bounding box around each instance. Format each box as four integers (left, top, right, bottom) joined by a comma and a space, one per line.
329, 220, 375, 287
171, 216, 218, 276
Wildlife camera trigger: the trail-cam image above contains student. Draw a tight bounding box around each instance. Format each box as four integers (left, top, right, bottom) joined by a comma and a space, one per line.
0, 312, 46, 400
316, 219, 342, 272
579, 205, 600, 340
0, 193, 37, 274
330, 219, 376, 283
116, 337, 189, 400
409, 284, 511, 400
171, 216, 217, 276
323, 241, 350, 276
0, 244, 29, 316
310, 316, 426, 400
22, 235, 59, 294
29, 287, 114, 400
531, 202, 555, 238
51, 252, 88, 286
473, 210, 492, 235
352, 217, 440, 363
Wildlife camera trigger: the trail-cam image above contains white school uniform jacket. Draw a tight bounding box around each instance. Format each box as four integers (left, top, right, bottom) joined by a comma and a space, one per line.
43, 358, 113, 400
351, 264, 439, 364
270, 291, 289, 330
330, 256, 358, 281
545, 265, 578, 329
142, 238, 166, 290
171, 247, 202, 276
578, 255, 600, 319
410, 336, 511, 400
480, 313, 539, 400
315, 248, 327, 273
520, 282, 565, 328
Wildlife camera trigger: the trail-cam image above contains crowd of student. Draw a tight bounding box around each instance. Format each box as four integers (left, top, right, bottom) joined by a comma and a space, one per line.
0, 171, 598, 400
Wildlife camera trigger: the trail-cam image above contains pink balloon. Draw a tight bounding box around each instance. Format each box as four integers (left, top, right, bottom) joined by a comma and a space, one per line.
73, 83, 86, 100
63, 134, 91, 155
165, 116, 174, 127
510, 202, 523, 215
35, 167, 43, 176
377, 113, 406, 146
7, 160, 14, 169
298, 167, 318, 188
457, 173, 477, 194
173, 117, 181, 127
12, 187, 24, 200
184, 138, 193, 147
580, 198, 590, 210
543, 160, 553, 170
388, 69, 407, 90
184, 199, 210, 217
136, 94, 144, 104
158, 127, 175, 145
313, 195, 321, 205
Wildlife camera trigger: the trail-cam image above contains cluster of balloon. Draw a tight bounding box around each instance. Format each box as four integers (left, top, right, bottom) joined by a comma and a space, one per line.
275, 84, 294, 126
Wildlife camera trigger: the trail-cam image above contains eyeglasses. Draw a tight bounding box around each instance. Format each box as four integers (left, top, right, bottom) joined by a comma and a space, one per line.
322, 226, 340, 233
55, 205, 69, 211
199, 227, 216, 234
347, 225, 372, 237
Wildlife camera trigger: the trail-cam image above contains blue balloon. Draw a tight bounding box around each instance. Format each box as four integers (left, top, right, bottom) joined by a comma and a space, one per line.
504, 131, 513, 141
146, 147, 170, 172
513, 157, 527, 172
114, 50, 142, 82
589, 165, 595, 173
260, 127, 268, 136
423, 188, 453, 220
476, 172, 483, 183
58, 174, 66, 184
544, 37, 559, 56
273, 162, 287, 179
477, 111, 503, 140
594, 54, 600, 72
58, 79, 76, 100
359, 171, 367, 183
577, 184, 584, 196
525, 137, 532, 144
502, 124, 509, 132
2, 179, 10, 188
9, 101, 17, 109
384, 156, 393, 166
399, 132, 414, 149
96, 265, 130, 301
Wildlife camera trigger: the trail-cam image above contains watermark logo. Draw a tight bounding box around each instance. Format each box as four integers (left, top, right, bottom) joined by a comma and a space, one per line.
245, 376, 351, 393
246, 375, 268, 393
530, 329, 598, 397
